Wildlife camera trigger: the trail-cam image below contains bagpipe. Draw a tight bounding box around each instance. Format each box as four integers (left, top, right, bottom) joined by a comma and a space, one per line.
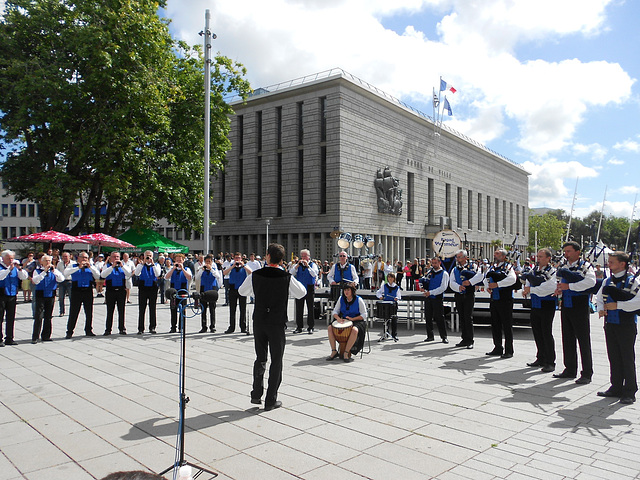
521, 270, 546, 287
485, 268, 508, 283
505, 234, 522, 263
456, 262, 478, 281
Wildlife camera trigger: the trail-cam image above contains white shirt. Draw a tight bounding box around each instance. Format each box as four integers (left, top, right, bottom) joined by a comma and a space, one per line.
238, 266, 307, 299
422, 267, 449, 297
562, 259, 596, 292
57, 259, 73, 280
376, 282, 401, 301
247, 260, 262, 272
32, 267, 65, 285
596, 271, 640, 313
0, 262, 28, 282
327, 263, 359, 285
449, 262, 484, 293
332, 296, 368, 319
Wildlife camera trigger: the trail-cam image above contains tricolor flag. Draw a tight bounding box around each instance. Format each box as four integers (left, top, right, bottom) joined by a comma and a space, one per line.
440, 78, 457, 94
444, 97, 453, 116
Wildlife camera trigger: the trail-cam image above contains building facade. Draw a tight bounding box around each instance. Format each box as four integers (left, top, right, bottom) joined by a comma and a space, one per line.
211, 69, 529, 262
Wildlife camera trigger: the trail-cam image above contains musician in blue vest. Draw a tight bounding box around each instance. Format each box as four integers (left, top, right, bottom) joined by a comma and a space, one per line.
522, 248, 557, 372
554, 241, 596, 384
223, 252, 252, 334
196, 254, 223, 333
596, 251, 640, 404
484, 249, 517, 358
31, 254, 65, 343
450, 249, 484, 349
134, 250, 161, 334
0, 250, 28, 346
327, 251, 359, 286
376, 272, 401, 341
289, 249, 319, 334
328, 282, 368, 362
64, 252, 101, 338
239, 243, 306, 411
165, 253, 193, 333
420, 256, 450, 343
100, 251, 133, 335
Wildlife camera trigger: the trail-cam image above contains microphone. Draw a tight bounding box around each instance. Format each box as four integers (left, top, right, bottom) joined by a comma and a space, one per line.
165, 288, 177, 300
201, 290, 219, 303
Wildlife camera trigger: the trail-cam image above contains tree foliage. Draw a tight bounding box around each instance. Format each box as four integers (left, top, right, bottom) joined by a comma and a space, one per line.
0, 0, 251, 235
528, 213, 566, 252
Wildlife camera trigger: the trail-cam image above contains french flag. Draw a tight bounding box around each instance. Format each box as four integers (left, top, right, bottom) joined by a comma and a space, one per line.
440, 78, 457, 94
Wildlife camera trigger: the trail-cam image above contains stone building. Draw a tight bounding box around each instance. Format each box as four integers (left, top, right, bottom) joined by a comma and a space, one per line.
211, 69, 529, 262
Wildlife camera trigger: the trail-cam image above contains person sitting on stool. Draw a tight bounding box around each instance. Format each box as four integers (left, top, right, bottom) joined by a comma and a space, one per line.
376, 272, 401, 341
327, 282, 367, 362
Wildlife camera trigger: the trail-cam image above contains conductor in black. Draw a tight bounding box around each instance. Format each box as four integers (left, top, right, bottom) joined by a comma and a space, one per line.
238, 243, 306, 411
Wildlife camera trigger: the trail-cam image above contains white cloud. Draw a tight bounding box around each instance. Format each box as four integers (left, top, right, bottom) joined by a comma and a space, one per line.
572, 142, 607, 160
607, 158, 624, 165
164, 0, 634, 169
522, 159, 599, 207
613, 138, 640, 152
619, 185, 640, 195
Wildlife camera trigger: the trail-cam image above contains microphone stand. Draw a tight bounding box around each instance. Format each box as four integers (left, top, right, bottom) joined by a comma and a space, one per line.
160, 290, 217, 479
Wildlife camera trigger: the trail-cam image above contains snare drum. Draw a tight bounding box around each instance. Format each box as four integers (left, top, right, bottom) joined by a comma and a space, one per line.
375, 301, 397, 320
331, 320, 353, 355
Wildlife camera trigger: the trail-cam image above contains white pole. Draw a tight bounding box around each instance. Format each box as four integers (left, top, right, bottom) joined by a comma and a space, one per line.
565, 177, 578, 242
625, 193, 638, 252
203, 10, 213, 254
596, 185, 607, 243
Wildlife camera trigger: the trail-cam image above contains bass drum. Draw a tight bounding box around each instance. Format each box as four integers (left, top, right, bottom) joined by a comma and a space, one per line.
431, 230, 462, 258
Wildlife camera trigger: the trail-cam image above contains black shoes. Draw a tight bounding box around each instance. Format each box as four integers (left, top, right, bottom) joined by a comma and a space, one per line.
292, 328, 303, 334
250, 398, 261, 405
149, 329, 156, 334
199, 327, 208, 333
597, 389, 621, 398
501, 353, 513, 359
442, 338, 449, 344
326, 350, 340, 361
264, 400, 282, 411
210, 327, 216, 333
169, 328, 177, 333
103, 331, 111, 336
86, 331, 96, 337
307, 328, 314, 334
137, 331, 143, 335
224, 329, 234, 334
119, 330, 127, 335
619, 397, 635, 404
424, 336, 435, 342
5, 340, 18, 346
575, 376, 592, 385
541, 365, 555, 373
486, 349, 503, 356
553, 371, 576, 379
527, 360, 543, 367
65, 334, 73, 339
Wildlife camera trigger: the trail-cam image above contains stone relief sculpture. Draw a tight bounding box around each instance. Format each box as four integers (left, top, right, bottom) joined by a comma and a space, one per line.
374, 166, 402, 215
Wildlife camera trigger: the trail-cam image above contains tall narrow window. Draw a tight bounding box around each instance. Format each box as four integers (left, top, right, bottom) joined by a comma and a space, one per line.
238, 158, 243, 219
407, 173, 415, 222
445, 183, 451, 218
477, 193, 482, 231
297, 102, 304, 146
503, 200, 507, 233
510, 202, 514, 234
494, 197, 499, 232
276, 106, 282, 149
320, 96, 327, 142
457, 187, 462, 228
257, 155, 262, 218
516, 203, 520, 234
256, 111, 263, 152
428, 178, 435, 225
467, 190, 473, 230
298, 150, 304, 216
237, 115, 244, 155
320, 146, 327, 214
486, 195, 491, 232
277, 153, 282, 217
220, 172, 225, 220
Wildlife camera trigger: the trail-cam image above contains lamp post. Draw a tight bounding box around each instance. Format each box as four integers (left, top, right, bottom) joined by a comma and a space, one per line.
265, 217, 272, 247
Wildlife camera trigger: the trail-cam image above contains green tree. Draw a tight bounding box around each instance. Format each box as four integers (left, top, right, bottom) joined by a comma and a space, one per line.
0, 0, 251, 235
528, 213, 566, 252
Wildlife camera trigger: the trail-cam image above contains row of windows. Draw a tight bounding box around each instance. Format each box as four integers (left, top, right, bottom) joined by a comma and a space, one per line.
1, 203, 39, 218
1, 226, 34, 240
155, 228, 202, 242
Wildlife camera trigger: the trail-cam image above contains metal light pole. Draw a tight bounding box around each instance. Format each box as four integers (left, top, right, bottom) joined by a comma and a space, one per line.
201, 10, 216, 254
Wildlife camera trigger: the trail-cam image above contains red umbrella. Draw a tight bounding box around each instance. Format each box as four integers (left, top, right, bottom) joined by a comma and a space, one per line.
11, 230, 90, 245
76, 233, 135, 249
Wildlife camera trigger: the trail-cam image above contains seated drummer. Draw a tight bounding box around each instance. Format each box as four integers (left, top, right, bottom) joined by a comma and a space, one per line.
327, 282, 367, 362
376, 272, 401, 341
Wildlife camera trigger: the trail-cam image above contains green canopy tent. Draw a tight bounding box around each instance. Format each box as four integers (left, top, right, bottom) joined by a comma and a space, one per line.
102, 228, 189, 254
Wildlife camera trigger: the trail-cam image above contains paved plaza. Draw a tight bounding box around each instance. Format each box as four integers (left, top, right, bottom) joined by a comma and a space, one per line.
1, 291, 639, 480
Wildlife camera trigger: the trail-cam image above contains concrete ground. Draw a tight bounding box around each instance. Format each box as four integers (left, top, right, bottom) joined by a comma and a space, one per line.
0, 290, 638, 480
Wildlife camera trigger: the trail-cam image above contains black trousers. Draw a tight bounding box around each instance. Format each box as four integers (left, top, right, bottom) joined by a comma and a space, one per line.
251, 321, 286, 406
170, 297, 188, 331
560, 296, 593, 378
604, 321, 637, 397
490, 298, 514, 354
0, 294, 17, 342
228, 288, 247, 332
33, 294, 55, 341
67, 288, 94, 336
295, 285, 315, 329
530, 301, 556, 366
455, 292, 475, 345
105, 287, 126, 333
425, 297, 447, 339
201, 299, 216, 328
138, 286, 158, 332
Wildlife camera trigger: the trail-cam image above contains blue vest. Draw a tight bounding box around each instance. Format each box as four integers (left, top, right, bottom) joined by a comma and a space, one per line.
296, 262, 316, 286
0, 264, 20, 296
560, 260, 589, 308
339, 296, 362, 318
334, 264, 354, 283
71, 265, 95, 289
604, 274, 637, 325
530, 266, 556, 309
489, 264, 513, 301
200, 270, 219, 291
229, 266, 247, 288
34, 268, 58, 298
422, 269, 444, 299
170, 269, 188, 290
105, 265, 126, 288
138, 264, 158, 287
382, 284, 399, 302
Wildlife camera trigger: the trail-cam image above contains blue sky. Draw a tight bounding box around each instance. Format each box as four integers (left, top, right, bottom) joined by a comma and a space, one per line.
164, 0, 639, 220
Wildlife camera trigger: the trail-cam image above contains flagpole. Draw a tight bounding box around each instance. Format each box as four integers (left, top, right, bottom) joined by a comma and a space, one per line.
565, 177, 578, 243
596, 185, 607, 243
